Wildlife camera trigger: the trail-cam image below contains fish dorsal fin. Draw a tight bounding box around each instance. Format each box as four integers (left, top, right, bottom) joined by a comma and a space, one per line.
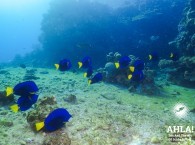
78, 62, 82, 68
6, 87, 13, 97
128, 74, 132, 80
10, 104, 19, 113
83, 73, 87, 78
129, 66, 135, 72
115, 63, 120, 69
35, 122, 45, 131
54, 64, 59, 70
149, 55, 152, 60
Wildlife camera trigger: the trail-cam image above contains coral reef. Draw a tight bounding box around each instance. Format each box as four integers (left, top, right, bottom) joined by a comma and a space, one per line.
162, 0, 195, 88
106, 52, 121, 62
14, 0, 185, 67
26, 96, 58, 131
43, 130, 71, 145
102, 52, 160, 95
158, 59, 174, 69
171, 0, 195, 56
159, 56, 195, 87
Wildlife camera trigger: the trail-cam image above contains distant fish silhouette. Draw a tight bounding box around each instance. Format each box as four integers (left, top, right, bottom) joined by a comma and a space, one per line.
20, 64, 26, 69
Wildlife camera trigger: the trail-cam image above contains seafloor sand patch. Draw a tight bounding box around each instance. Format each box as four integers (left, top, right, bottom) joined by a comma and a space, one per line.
0, 67, 194, 145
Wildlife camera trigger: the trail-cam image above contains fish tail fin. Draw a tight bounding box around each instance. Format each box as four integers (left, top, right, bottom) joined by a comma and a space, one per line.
170, 53, 173, 58
149, 55, 152, 60
128, 74, 132, 80
83, 73, 87, 78
88, 80, 92, 85
10, 104, 19, 113
115, 63, 120, 69
6, 87, 13, 97
129, 66, 135, 72
78, 62, 82, 68
35, 122, 44, 131
54, 64, 59, 70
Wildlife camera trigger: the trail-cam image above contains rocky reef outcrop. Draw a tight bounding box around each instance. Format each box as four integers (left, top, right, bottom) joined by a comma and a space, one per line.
170, 0, 195, 56
26, 96, 58, 131
163, 0, 195, 87
100, 52, 161, 95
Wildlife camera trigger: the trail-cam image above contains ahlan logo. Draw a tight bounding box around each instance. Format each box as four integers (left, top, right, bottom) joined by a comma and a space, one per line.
172, 103, 189, 119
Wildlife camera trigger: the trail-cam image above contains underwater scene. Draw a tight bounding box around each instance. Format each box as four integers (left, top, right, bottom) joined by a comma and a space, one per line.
0, 0, 195, 145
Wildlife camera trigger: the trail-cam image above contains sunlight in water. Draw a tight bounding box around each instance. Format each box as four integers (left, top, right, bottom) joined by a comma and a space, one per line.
0, 0, 38, 10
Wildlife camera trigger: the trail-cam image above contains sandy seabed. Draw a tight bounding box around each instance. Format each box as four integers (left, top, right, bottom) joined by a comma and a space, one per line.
0, 67, 194, 145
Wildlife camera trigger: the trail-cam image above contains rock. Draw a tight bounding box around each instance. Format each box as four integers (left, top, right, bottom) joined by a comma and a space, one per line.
40, 71, 49, 74
151, 137, 161, 144
100, 93, 116, 100
26, 96, 58, 131
105, 62, 117, 78
64, 94, 77, 104
23, 69, 39, 80
20, 140, 26, 145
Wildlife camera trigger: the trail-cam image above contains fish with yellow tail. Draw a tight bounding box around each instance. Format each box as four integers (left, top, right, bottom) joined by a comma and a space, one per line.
128, 70, 144, 81
6, 81, 38, 97
35, 108, 71, 132
10, 94, 38, 112
88, 73, 103, 85
84, 67, 93, 78
115, 56, 131, 69
54, 59, 71, 72
129, 59, 145, 73
78, 56, 92, 69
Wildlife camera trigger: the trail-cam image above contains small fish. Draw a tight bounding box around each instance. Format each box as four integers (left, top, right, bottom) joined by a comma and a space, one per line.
54, 59, 71, 71
88, 73, 103, 85
148, 52, 159, 61
19, 64, 26, 69
115, 56, 131, 69
10, 94, 38, 112
35, 108, 72, 132
128, 70, 144, 81
129, 59, 144, 72
84, 67, 93, 78
170, 52, 179, 61
6, 81, 39, 97
78, 56, 92, 69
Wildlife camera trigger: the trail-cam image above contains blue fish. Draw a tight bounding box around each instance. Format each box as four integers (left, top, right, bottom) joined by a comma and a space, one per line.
10, 94, 38, 112
84, 67, 93, 78
55, 59, 72, 71
78, 56, 92, 69
129, 59, 144, 72
6, 81, 39, 97
128, 70, 144, 81
35, 108, 72, 132
115, 56, 131, 69
88, 73, 103, 84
